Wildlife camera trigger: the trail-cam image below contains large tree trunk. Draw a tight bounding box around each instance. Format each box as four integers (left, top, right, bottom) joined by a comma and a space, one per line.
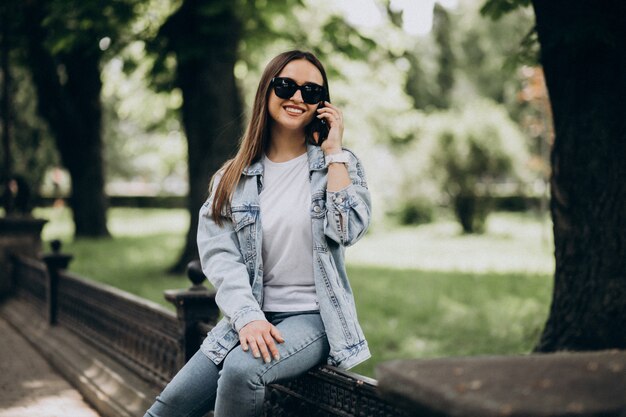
161, 1, 243, 273
22, 0, 109, 237
533, 1, 626, 351
1, 1, 14, 214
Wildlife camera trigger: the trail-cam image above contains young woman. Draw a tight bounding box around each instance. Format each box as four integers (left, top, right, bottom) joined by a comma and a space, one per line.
145, 50, 372, 417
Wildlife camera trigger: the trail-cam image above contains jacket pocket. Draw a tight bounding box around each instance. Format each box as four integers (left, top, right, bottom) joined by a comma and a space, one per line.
231, 204, 258, 231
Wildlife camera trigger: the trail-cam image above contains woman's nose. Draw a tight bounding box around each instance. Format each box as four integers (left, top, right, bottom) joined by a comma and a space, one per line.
290, 88, 304, 103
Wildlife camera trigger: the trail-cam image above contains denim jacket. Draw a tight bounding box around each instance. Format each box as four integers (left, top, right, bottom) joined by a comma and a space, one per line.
197, 143, 371, 370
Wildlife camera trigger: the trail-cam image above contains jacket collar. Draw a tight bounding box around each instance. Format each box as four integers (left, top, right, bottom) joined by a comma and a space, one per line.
241, 159, 263, 176
241, 143, 326, 176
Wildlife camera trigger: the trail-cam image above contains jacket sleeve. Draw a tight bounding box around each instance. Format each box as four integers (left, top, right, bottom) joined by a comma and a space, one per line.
197, 175, 266, 333
324, 149, 372, 247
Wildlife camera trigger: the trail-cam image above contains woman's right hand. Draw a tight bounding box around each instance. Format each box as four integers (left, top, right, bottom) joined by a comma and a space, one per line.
239, 320, 285, 363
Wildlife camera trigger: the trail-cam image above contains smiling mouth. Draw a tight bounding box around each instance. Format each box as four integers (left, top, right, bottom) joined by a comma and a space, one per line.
284, 106, 305, 115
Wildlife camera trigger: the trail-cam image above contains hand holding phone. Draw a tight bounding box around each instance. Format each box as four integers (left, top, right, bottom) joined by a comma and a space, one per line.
309, 102, 330, 146
308, 99, 345, 154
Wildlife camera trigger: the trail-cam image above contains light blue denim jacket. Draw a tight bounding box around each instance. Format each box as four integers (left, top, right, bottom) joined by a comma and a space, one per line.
197, 143, 371, 370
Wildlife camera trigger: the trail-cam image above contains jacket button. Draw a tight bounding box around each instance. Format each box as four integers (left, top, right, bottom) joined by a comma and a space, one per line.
313, 205, 321, 213
335, 197, 344, 204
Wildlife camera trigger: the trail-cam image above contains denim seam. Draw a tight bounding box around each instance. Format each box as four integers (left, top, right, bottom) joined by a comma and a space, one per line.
315, 255, 351, 342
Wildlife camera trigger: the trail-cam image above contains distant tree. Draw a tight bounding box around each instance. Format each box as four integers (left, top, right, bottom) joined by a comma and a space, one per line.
1, 0, 16, 213
432, 3, 455, 109
460, 3, 535, 111
429, 100, 530, 233
2, 0, 60, 215
149, 0, 245, 272
16, 0, 141, 236
399, 0, 533, 118
403, 52, 436, 111
402, 4, 455, 112
484, 0, 626, 351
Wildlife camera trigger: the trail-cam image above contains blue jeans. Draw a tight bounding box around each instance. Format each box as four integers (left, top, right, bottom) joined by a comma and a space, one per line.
144, 310, 329, 417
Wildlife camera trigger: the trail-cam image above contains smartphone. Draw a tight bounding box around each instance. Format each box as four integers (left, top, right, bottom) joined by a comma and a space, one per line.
307, 102, 330, 146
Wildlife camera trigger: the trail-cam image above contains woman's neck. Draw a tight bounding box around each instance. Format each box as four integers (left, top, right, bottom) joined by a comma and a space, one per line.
266, 125, 307, 162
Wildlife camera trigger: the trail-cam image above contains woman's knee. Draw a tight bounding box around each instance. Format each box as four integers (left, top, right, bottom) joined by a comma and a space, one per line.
220, 347, 266, 388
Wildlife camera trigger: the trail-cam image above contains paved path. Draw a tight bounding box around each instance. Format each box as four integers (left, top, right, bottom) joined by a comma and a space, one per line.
0, 316, 100, 417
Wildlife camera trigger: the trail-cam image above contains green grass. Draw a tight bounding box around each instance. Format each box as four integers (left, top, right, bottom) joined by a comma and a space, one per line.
348, 266, 551, 377
33, 206, 554, 378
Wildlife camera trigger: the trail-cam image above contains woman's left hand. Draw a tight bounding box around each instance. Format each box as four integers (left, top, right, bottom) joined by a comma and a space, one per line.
315, 101, 344, 155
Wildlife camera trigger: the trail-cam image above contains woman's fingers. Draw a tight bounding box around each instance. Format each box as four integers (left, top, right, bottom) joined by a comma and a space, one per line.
317, 102, 342, 121
317, 108, 341, 122
247, 336, 262, 359
267, 325, 284, 361
262, 332, 280, 361
239, 320, 285, 362
256, 335, 272, 363
270, 325, 285, 343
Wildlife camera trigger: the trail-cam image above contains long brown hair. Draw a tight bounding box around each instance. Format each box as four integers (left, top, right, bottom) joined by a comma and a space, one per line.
210, 50, 330, 225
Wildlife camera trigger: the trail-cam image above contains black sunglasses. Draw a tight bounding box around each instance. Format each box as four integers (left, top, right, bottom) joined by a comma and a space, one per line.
271, 77, 327, 105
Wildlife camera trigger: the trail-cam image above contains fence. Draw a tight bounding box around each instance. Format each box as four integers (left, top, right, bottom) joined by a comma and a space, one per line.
7, 241, 409, 417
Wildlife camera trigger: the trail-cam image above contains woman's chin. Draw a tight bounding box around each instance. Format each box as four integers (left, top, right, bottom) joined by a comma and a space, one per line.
275, 119, 309, 133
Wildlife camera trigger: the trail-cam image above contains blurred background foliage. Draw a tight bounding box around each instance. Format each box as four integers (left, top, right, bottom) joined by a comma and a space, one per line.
2, 0, 547, 234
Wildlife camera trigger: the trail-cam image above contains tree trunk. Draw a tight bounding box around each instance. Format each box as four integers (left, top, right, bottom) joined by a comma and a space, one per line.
162, 1, 243, 273
21, 0, 109, 237
1, 1, 14, 214
533, 0, 626, 351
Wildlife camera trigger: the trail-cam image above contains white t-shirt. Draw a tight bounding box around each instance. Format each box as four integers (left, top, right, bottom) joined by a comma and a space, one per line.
260, 152, 318, 312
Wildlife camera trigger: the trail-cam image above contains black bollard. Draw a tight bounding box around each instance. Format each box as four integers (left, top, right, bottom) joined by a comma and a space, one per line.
42, 239, 73, 325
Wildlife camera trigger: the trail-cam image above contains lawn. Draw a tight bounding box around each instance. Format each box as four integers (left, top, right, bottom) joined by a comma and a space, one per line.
34, 206, 554, 378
